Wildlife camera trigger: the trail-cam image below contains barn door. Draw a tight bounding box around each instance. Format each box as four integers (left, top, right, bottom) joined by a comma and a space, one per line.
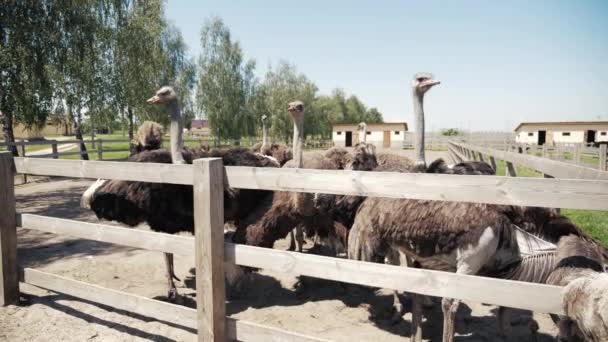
383, 131, 390, 147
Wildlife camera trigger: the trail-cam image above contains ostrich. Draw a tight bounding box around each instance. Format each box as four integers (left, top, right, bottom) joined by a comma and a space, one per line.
130, 121, 163, 156
346, 73, 572, 342
560, 271, 608, 342
251, 114, 293, 166
232, 101, 363, 255
81, 86, 278, 301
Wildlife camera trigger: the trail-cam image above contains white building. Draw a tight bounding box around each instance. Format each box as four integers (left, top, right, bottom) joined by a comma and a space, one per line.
514, 121, 608, 145
332, 122, 407, 148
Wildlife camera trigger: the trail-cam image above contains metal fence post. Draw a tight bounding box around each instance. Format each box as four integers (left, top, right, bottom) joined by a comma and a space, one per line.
0, 152, 19, 306
193, 158, 226, 341
19, 144, 27, 184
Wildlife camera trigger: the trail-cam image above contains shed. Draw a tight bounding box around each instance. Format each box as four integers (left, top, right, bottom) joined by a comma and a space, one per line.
514, 121, 608, 145
332, 122, 407, 148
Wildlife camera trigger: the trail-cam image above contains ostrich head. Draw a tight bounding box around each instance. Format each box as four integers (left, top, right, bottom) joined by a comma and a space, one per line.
412, 72, 440, 96
146, 86, 178, 105
146, 86, 185, 164
261, 114, 268, 123
287, 101, 304, 120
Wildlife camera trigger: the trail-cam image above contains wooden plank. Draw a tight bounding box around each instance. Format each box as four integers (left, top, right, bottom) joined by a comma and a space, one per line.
97, 139, 103, 161
600, 144, 607, 171
20, 268, 326, 342
194, 158, 226, 342
226, 243, 564, 315
574, 144, 581, 165
51, 142, 58, 160
0, 153, 18, 305
14, 158, 192, 185
20, 145, 27, 184
224, 166, 608, 210
489, 156, 497, 172
505, 161, 517, 177
13, 156, 608, 210
19, 214, 194, 256
452, 142, 608, 180
21, 267, 196, 327
17, 213, 566, 315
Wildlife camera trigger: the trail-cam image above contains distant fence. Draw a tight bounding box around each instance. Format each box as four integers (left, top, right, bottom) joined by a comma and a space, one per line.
4, 151, 608, 340
448, 141, 608, 179
403, 131, 516, 150
1, 137, 333, 185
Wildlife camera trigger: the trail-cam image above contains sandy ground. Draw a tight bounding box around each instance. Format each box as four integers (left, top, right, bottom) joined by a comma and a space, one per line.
0, 150, 560, 342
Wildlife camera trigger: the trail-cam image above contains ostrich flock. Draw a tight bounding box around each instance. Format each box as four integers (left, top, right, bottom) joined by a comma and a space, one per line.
79, 74, 608, 342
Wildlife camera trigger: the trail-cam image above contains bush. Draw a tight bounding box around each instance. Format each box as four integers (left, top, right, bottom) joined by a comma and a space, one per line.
441, 128, 460, 136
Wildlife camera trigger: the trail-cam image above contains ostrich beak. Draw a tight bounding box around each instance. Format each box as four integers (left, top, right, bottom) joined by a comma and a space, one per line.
147, 95, 160, 104
422, 79, 441, 88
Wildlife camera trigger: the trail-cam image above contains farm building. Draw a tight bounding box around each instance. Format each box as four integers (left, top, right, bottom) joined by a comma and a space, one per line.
514, 121, 608, 145
0, 120, 72, 139
332, 122, 407, 148
189, 119, 211, 136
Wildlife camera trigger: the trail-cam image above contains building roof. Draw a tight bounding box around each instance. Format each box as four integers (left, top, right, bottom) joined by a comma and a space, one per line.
514, 121, 608, 132
191, 119, 209, 129
332, 122, 408, 131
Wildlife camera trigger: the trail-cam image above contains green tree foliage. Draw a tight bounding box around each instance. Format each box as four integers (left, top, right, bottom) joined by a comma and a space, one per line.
259, 61, 318, 141
0, 1, 56, 155
441, 128, 461, 136
196, 17, 257, 141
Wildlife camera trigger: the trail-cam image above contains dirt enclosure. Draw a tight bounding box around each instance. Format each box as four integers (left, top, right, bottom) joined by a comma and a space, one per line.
1, 166, 561, 341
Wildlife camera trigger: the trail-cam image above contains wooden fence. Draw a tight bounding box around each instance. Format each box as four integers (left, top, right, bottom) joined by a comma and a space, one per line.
3, 152, 608, 340
470, 141, 608, 171
448, 141, 608, 180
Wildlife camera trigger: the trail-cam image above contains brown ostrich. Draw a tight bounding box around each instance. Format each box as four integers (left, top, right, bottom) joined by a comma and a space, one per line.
232, 101, 359, 255
130, 121, 163, 156
251, 114, 293, 166
81, 86, 278, 301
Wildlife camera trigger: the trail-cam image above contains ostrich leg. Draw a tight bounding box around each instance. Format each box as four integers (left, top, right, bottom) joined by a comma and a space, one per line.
295, 226, 304, 252
288, 230, 296, 251
411, 293, 423, 342
441, 297, 460, 342
164, 253, 181, 301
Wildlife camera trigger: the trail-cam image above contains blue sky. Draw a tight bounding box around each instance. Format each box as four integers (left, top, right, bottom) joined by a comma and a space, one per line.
166, 0, 608, 131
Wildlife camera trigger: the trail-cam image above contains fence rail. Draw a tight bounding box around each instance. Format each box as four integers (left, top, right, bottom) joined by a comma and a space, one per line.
449, 141, 608, 180
3, 152, 608, 340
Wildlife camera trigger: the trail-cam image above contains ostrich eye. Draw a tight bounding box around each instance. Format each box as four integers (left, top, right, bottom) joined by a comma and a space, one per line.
296, 104, 303, 111
160, 90, 170, 96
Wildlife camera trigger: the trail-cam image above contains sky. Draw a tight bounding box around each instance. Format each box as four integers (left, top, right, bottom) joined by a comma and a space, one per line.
165, 0, 608, 131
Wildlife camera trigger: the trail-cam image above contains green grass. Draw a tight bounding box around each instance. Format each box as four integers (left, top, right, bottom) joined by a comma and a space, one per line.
478, 152, 608, 247
562, 209, 608, 248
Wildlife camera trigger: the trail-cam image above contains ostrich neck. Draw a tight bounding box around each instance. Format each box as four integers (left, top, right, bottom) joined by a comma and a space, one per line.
413, 90, 426, 167
261, 121, 268, 150
292, 115, 304, 168
169, 101, 185, 164
292, 114, 313, 215
358, 125, 367, 143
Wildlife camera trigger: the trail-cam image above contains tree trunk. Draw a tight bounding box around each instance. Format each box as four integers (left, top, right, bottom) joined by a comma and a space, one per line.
1, 112, 19, 156
69, 103, 89, 160
128, 106, 135, 154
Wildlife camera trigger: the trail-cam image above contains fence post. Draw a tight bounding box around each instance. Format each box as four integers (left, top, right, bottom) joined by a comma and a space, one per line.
97, 139, 103, 161
600, 144, 607, 171
19, 144, 27, 184
0, 152, 19, 306
193, 158, 226, 342
51, 141, 58, 159
506, 162, 517, 177
574, 144, 581, 165
489, 156, 497, 172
